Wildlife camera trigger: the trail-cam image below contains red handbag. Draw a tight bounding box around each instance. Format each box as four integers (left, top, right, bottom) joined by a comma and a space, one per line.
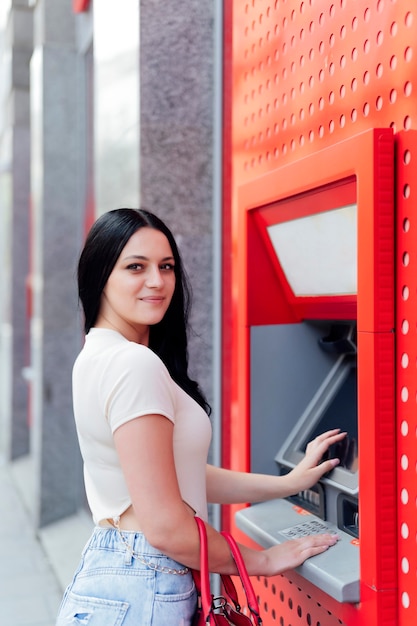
192, 516, 263, 625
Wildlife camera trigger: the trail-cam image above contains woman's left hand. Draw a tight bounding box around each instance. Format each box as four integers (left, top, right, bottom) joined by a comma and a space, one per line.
286, 429, 347, 494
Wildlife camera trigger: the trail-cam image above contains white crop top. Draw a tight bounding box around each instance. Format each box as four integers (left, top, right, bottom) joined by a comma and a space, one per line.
72, 328, 212, 525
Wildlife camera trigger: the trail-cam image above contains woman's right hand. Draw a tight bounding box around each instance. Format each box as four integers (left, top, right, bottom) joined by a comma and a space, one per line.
261, 533, 339, 577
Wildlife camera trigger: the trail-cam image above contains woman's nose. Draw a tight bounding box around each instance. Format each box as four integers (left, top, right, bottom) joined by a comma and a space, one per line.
146, 266, 164, 287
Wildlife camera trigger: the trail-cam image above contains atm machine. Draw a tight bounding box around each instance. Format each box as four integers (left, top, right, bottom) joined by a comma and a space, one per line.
231, 129, 396, 614
236, 321, 359, 602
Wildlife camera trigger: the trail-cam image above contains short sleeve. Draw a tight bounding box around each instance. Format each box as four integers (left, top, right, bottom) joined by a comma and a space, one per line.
100, 344, 176, 433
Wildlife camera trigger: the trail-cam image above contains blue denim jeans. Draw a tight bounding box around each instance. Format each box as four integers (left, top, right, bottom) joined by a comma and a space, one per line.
56, 527, 197, 626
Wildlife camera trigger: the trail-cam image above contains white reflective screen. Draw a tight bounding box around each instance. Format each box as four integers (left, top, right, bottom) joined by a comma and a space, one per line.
267, 204, 357, 296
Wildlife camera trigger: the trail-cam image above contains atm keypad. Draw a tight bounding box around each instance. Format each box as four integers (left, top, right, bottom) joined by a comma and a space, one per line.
281, 520, 330, 539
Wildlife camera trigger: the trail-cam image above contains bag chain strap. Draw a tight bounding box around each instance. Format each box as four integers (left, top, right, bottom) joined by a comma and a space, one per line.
113, 516, 190, 576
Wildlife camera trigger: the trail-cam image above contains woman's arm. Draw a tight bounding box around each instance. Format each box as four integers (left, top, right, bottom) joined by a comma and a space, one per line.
113, 415, 338, 576
207, 429, 347, 504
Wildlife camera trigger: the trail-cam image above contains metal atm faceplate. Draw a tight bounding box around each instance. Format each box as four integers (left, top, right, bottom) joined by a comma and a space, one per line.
236, 499, 359, 603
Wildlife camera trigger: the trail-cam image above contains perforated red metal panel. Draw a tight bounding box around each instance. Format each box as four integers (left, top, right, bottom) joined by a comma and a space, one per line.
396, 130, 417, 626
223, 2, 417, 626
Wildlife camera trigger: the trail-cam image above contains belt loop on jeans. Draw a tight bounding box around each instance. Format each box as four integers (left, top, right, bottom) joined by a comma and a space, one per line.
123, 531, 135, 565
112, 516, 135, 565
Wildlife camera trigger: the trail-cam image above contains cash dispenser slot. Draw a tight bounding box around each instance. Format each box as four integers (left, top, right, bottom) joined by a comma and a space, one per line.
236, 322, 360, 604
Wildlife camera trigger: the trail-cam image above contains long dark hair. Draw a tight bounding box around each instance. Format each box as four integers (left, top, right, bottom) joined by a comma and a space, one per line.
77, 208, 210, 414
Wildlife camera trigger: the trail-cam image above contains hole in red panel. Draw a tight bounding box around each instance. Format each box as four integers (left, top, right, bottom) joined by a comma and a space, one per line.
401, 352, 409, 368
405, 46, 413, 62
364, 39, 371, 54
363, 102, 370, 116
390, 88, 398, 103
404, 81, 412, 96
404, 149, 411, 165
405, 11, 413, 27
351, 108, 358, 122
340, 114, 346, 127
352, 16, 358, 31
340, 24, 346, 38
340, 54, 346, 68
376, 63, 383, 77
376, 96, 383, 110
403, 218, 410, 232
390, 21, 398, 36
376, 30, 384, 45
404, 183, 411, 198
390, 55, 398, 69
364, 7, 371, 22
401, 387, 409, 402
404, 116, 412, 130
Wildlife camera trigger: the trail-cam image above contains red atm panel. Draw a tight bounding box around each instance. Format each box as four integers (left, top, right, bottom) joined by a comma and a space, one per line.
223, 3, 417, 625
225, 129, 395, 625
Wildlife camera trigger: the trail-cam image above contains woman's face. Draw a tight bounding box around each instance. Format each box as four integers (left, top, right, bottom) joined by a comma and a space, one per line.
97, 227, 176, 344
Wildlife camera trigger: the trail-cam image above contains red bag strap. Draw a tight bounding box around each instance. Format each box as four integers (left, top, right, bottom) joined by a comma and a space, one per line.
194, 517, 262, 625
221, 531, 262, 624
195, 516, 214, 620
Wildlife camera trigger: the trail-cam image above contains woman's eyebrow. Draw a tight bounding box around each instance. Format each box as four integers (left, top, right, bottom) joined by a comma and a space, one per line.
123, 254, 175, 261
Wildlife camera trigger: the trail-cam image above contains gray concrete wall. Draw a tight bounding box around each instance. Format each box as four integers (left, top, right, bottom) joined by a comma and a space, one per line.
139, 0, 214, 401
30, 0, 85, 526
0, 1, 33, 463
1, 0, 216, 536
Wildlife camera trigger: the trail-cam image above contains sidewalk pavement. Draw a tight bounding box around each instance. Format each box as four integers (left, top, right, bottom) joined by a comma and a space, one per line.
0, 461, 91, 626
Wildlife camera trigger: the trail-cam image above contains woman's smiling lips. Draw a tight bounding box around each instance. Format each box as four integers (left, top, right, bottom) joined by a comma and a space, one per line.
140, 296, 165, 303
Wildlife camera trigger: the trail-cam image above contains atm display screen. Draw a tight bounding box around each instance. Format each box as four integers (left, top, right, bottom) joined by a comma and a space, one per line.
298, 367, 358, 473
276, 355, 358, 493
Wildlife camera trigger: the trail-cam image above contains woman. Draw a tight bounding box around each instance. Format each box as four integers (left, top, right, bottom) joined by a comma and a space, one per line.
56, 208, 344, 626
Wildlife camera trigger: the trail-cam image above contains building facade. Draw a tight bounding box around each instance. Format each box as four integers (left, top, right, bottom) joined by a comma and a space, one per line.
0, 0, 221, 585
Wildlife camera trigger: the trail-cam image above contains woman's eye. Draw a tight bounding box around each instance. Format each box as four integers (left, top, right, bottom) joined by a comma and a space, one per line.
160, 263, 175, 271
127, 263, 143, 271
